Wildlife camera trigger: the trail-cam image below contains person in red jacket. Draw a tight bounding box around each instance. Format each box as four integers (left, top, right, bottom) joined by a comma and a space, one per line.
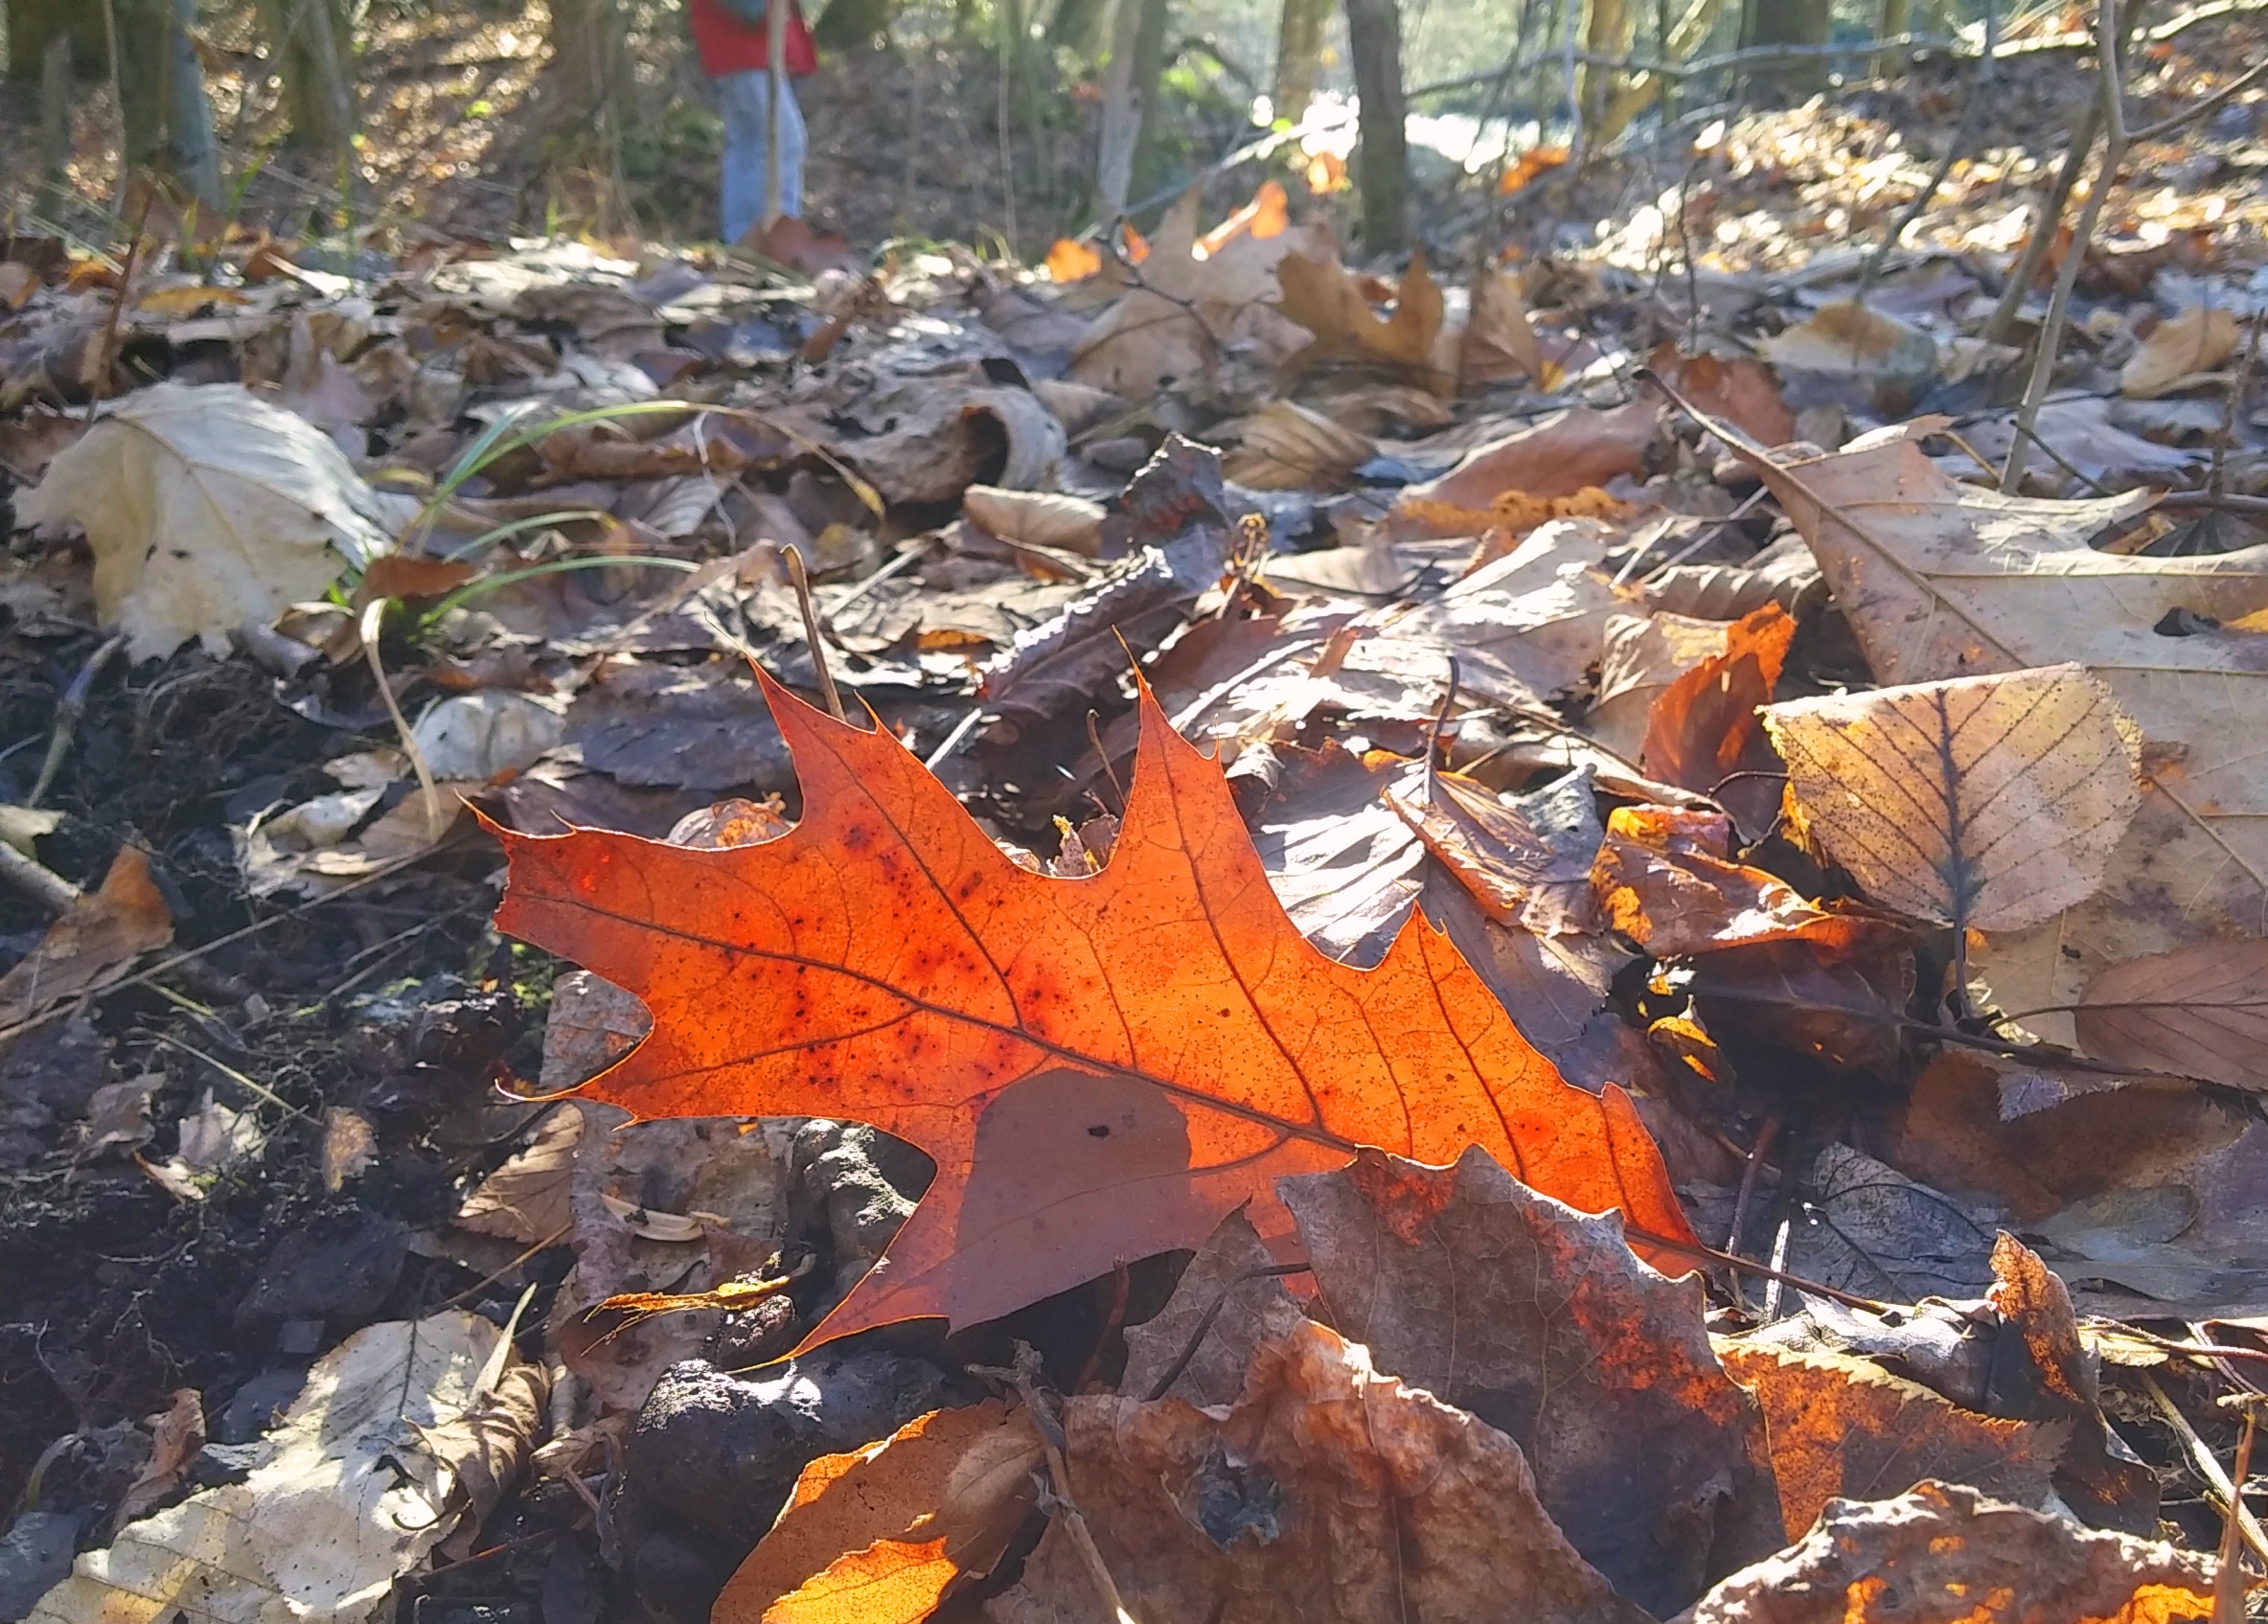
689, 0, 818, 241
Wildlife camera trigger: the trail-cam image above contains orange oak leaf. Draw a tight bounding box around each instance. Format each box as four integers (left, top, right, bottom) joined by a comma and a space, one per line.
491, 673, 1695, 1351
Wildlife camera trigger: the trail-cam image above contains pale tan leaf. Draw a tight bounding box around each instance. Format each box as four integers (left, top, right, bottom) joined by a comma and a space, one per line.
2075, 939, 2268, 1092
15, 381, 408, 660
1459, 263, 1546, 390
1588, 611, 1731, 761
1222, 400, 1376, 490
1758, 302, 1936, 380
2121, 307, 2241, 400
457, 1106, 583, 1242
959, 486, 1107, 556
1763, 665, 2141, 933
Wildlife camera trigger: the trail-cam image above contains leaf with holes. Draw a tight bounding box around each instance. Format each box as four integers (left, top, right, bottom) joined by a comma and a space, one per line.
490, 673, 1694, 1352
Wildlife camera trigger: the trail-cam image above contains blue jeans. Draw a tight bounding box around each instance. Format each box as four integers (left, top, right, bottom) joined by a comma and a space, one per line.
716, 69, 806, 241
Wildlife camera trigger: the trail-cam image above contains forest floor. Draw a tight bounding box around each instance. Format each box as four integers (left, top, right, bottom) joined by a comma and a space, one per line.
3, 10, 2268, 1624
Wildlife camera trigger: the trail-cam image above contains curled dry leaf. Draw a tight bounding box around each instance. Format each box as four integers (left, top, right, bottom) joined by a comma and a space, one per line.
1117, 1206, 1304, 1407
1988, 1233, 2161, 1533
1275, 250, 1453, 395
1221, 399, 1377, 490
1590, 611, 1736, 764
1280, 1147, 1784, 1616
1459, 263, 1546, 390
26, 1312, 545, 1624
2074, 939, 2268, 1093
1764, 665, 2141, 936
1397, 400, 1659, 522
1642, 602, 1796, 839
2120, 306, 2241, 400
714, 1400, 1042, 1624
456, 1105, 583, 1243
0, 847, 173, 1034
15, 381, 407, 659
987, 1320, 1651, 1624
1386, 767, 1599, 936
1715, 1342, 2064, 1540
1647, 346, 1797, 448
491, 674, 1694, 1353
1689, 401, 2268, 1045
1592, 804, 1890, 958
1757, 301, 1937, 385
1687, 1480, 2217, 1624
959, 485, 1107, 556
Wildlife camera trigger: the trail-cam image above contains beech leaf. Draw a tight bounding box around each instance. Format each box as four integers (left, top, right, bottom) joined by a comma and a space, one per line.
1275, 250, 1452, 394
490, 674, 1694, 1352
1763, 665, 2141, 934
1680, 395, 2268, 1044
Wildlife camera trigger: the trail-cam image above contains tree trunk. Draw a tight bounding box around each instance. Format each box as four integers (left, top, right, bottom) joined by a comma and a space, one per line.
813, 0, 902, 51
113, 0, 219, 202
5, 0, 104, 80
1743, 0, 1831, 96
1342, 0, 1406, 251
1048, 0, 1111, 59
548, 0, 626, 128
36, 31, 71, 202
1125, 0, 1172, 199
255, 0, 355, 158
1578, 0, 1629, 142
1094, 0, 1143, 216
1271, 0, 1331, 122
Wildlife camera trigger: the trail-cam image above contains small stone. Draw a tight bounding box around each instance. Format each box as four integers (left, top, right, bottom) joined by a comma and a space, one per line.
232, 1205, 409, 1331
0, 1511, 79, 1619
215, 1368, 309, 1444
622, 1347, 961, 1549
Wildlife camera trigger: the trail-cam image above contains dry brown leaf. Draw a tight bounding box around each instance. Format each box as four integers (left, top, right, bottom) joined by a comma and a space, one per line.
1275, 250, 1453, 394
1643, 602, 1797, 839
2121, 307, 2241, 400
1687, 1480, 2217, 1624
1386, 768, 1598, 935
1647, 346, 1797, 447
457, 1106, 582, 1243
2074, 939, 2268, 1093
1888, 1048, 2243, 1222
1589, 611, 1734, 762
1066, 191, 1321, 399
1459, 263, 1546, 390
0, 847, 173, 1033
1592, 805, 1894, 958
1691, 405, 2268, 1045
1764, 665, 2140, 936
1221, 400, 1377, 490
1716, 1342, 2063, 1540
1988, 1233, 2161, 1532
959, 486, 1107, 556
1758, 301, 1936, 381
1396, 400, 1659, 527
1279, 1147, 1783, 1617
1117, 1207, 1304, 1406
715, 1401, 1041, 1624
985, 1320, 1650, 1624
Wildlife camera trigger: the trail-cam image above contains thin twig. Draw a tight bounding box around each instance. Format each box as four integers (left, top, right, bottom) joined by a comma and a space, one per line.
1085, 712, 1127, 814
1725, 1111, 1782, 1257
148, 1032, 323, 1126
0, 842, 81, 917
29, 632, 126, 808
2142, 1372, 2268, 1566
987, 1345, 1140, 1624
1143, 1263, 1314, 1402
783, 545, 846, 723
1625, 1223, 1891, 1314
2212, 1403, 2257, 1623
1425, 658, 1461, 798
2001, 4, 2131, 492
